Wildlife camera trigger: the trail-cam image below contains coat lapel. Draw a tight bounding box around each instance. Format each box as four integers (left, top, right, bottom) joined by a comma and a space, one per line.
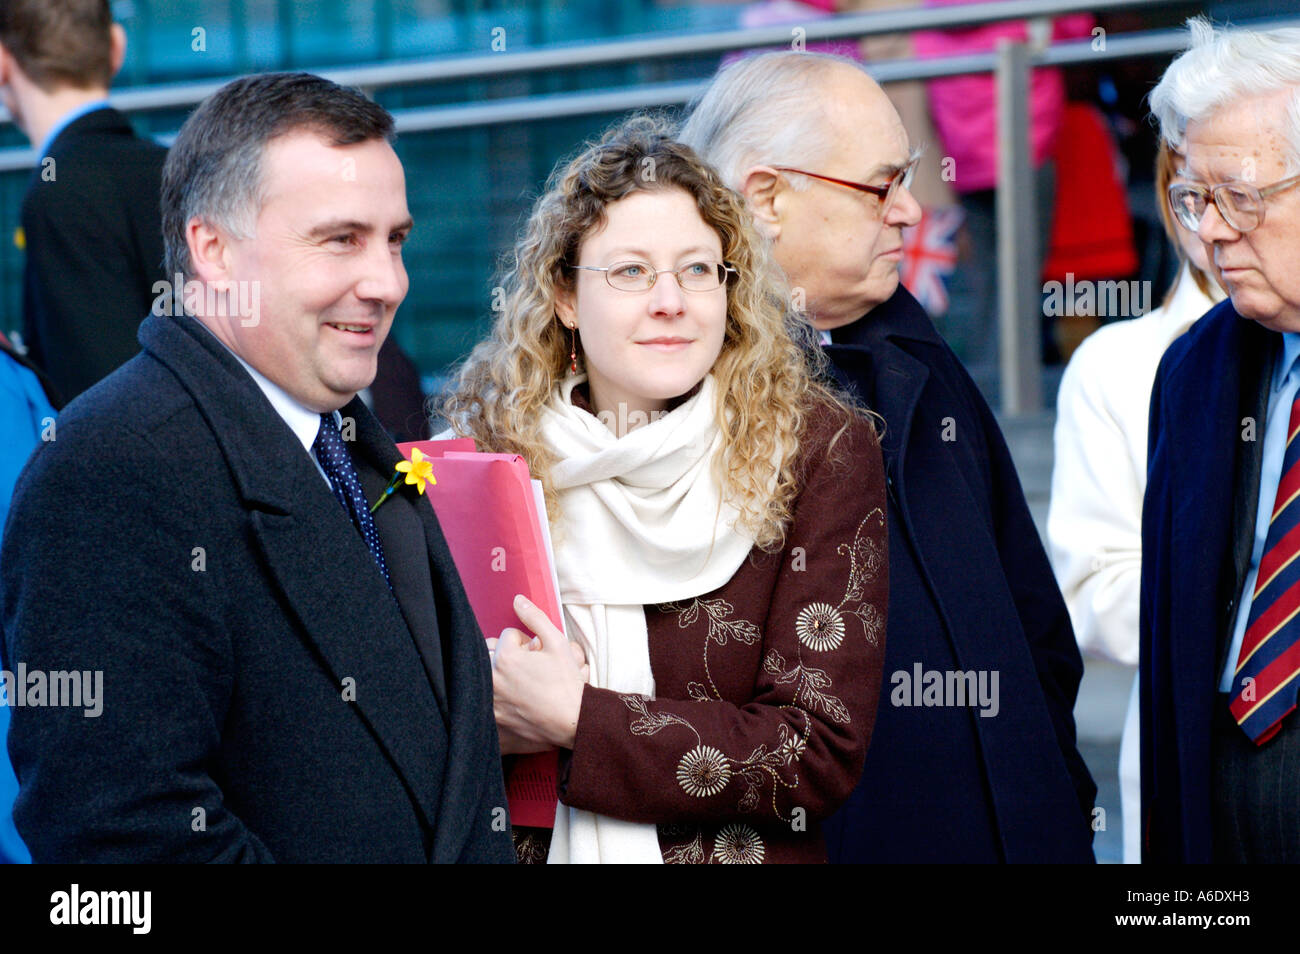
138, 314, 450, 838
412, 499, 501, 861
347, 409, 498, 860
1158, 304, 1267, 811
825, 341, 928, 489
824, 294, 930, 488
348, 406, 450, 720
1219, 321, 1273, 674
249, 505, 449, 832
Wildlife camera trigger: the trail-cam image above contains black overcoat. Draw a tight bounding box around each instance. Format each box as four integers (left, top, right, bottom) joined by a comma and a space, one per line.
1140, 298, 1274, 863
1, 313, 513, 863
822, 286, 1096, 862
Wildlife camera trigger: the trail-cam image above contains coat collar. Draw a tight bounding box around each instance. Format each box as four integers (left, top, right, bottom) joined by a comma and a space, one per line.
1158, 298, 1271, 511
43, 104, 136, 155
829, 284, 947, 351
40, 101, 113, 156
139, 314, 412, 512
138, 313, 453, 835
822, 285, 935, 477
1156, 298, 1275, 787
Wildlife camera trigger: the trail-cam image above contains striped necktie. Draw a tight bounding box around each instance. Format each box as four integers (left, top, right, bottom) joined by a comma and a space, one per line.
312, 413, 392, 589
1230, 394, 1300, 744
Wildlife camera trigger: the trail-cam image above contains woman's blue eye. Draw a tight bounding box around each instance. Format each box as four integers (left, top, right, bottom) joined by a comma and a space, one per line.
685, 262, 710, 276
615, 264, 645, 278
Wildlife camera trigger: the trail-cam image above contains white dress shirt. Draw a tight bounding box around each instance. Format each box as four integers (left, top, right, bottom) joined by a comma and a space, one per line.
193, 320, 337, 486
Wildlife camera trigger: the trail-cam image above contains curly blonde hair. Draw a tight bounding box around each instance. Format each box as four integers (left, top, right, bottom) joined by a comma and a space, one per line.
440, 115, 854, 550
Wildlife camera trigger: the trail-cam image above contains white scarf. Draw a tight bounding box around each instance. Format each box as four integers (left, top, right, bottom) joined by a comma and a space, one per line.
540, 374, 756, 863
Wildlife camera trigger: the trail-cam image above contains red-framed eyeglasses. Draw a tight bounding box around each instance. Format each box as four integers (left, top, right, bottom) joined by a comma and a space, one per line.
772, 156, 919, 212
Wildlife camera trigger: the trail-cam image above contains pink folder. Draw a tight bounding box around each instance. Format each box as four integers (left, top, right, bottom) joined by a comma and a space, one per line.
399, 439, 562, 828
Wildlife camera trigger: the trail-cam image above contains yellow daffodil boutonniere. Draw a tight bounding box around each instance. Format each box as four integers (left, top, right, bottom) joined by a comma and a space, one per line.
370, 447, 436, 514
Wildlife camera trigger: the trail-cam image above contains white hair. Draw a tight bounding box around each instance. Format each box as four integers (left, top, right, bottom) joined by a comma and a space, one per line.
1150, 17, 1300, 175
679, 51, 871, 192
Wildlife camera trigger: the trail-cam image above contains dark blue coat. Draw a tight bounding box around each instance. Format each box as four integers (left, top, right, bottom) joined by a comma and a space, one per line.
1, 314, 513, 863
1140, 298, 1272, 863
822, 286, 1096, 862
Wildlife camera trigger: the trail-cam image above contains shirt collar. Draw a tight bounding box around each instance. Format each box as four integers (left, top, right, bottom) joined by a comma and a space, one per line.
187, 319, 336, 452
1273, 332, 1300, 395
38, 99, 111, 158
232, 354, 335, 453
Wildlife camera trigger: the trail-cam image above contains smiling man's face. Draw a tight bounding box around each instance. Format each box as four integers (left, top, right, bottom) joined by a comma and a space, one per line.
211, 129, 413, 411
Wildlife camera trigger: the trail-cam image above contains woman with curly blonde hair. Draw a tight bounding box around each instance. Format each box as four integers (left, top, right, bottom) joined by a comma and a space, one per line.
440, 116, 889, 864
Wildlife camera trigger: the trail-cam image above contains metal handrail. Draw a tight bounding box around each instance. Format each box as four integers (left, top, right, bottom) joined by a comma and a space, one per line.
0, 0, 1184, 125
10, 8, 1300, 168
3, 15, 1274, 171
0, 0, 1279, 411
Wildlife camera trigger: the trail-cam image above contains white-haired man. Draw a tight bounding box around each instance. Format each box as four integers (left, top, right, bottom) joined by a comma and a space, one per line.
682, 52, 1096, 863
1143, 19, 1300, 863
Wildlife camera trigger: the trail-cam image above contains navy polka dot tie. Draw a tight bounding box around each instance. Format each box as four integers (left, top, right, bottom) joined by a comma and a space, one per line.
313, 413, 392, 589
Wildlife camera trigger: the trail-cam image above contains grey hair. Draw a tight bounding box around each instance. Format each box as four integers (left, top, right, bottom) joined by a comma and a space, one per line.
160, 71, 395, 279
679, 50, 870, 192
1150, 17, 1300, 175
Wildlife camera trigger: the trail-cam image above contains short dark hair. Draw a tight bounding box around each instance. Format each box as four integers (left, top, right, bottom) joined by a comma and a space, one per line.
0, 0, 115, 90
160, 72, 396, 279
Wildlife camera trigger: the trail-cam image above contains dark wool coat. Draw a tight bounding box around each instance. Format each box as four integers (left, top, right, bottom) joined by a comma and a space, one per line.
1140, 298, 1275, 863
1, 314, 513, 863
821, 286, 1096, 863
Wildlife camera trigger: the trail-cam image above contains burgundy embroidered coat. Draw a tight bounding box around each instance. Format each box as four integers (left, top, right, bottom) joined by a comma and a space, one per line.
516, 399, 889, 864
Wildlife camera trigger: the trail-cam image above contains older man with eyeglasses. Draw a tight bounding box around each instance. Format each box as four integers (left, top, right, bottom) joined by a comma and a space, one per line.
681, 51, 1096, 863
1143, 19, 1300, 864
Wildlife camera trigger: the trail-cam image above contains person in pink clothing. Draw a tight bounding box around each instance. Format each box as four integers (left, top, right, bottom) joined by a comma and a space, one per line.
728, 0, 863, 62
914, 2, 1092, 372
914, 3, 1092, 193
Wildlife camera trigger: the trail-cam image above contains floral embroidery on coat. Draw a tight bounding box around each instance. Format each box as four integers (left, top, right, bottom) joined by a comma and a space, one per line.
512, 829, 548, 865
660, 823, 767, 864
627, 508, 886, 861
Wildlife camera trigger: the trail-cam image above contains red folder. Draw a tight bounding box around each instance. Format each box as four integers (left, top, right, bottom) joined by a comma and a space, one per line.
399, 439, 562, 828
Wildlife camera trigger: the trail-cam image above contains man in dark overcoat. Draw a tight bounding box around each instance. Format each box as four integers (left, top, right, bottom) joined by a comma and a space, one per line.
682, 51, 1096, 862
1, 72, 513, 863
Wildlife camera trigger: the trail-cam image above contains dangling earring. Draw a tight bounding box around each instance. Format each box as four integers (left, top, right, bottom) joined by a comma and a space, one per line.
568, 324, 578, 374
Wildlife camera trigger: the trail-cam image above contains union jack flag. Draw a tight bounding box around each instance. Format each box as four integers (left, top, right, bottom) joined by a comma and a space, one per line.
900, 205, 963, 317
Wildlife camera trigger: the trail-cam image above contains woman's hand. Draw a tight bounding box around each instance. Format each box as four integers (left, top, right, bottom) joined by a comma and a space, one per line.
486, 595, 589, 755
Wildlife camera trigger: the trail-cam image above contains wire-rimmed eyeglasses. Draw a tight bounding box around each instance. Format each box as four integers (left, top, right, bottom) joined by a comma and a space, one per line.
1168, 173, 1300, 234
570, 260, 736, 292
